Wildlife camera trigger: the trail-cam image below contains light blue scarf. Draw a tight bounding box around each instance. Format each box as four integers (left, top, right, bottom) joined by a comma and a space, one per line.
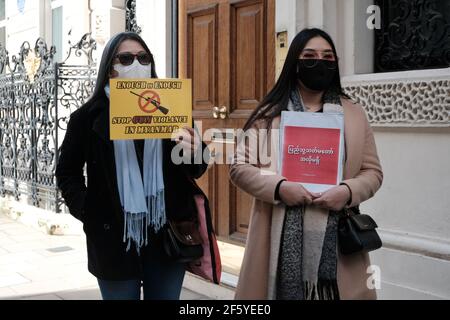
105, 85, 166, 254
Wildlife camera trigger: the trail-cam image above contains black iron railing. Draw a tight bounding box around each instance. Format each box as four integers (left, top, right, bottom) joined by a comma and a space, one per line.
126, 0, 142, 34
0, 33, 97, 213
375, 0, 450, 72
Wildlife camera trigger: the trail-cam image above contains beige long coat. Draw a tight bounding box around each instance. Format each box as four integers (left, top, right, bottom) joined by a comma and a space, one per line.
229, 98, 383, 300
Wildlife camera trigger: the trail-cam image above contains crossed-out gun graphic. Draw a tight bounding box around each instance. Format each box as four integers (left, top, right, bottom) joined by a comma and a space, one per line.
130, 91, 170, 115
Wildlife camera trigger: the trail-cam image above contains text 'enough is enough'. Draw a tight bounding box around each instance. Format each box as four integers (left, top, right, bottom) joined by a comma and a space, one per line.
115, 81, 183, 90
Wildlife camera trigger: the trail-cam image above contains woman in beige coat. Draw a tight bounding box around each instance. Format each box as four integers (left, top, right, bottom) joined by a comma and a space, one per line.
230, 28, 383, 300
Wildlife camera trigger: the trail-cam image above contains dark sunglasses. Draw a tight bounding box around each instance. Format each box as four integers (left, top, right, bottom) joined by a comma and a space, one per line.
298, 58, 337, 70
115, 52, 152, 66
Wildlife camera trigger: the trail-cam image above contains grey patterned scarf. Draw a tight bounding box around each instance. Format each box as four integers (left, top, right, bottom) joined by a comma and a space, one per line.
276, 88, 342, 300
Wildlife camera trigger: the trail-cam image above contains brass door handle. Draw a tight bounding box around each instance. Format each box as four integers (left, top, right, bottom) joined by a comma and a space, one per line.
212, 106, 228, 119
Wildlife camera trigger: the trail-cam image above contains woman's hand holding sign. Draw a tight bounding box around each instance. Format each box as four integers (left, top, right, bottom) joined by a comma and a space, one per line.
311, 185, 351, 211
278, 180, 351, 210
279, 181, 314, 206
176, 126, 201, 156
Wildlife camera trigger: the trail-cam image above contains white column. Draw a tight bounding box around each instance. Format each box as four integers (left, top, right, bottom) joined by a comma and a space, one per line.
335, 0, 355, 76
38, 0, 51, 41
136, 0, 172, 78
353, 0, 374, 74
275, 0, 297, 43
58, 0, 91, 63
334, 0, 375, 75
5, 0, 40, 54
90, 0, 126, 64
307, 0, 324, 28
63, 0, 90, 41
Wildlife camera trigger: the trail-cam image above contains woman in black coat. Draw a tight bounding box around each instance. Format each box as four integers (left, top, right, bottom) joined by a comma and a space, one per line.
55, 32, 209, 300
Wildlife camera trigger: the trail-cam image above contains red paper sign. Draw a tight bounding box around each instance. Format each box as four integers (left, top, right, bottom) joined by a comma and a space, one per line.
281, 126, 340, 185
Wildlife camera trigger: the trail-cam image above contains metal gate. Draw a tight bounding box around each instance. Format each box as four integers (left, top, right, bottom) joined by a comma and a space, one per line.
0, 33, 97, 213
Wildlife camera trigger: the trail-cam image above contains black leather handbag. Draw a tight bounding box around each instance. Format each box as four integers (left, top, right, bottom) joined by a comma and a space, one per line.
338, 207, 382, 255
163, 220, 204, 263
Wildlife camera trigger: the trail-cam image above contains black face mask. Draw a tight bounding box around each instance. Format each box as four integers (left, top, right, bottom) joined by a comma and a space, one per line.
297, 59, 337, 92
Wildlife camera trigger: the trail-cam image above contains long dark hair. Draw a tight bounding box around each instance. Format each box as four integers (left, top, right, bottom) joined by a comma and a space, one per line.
243, 28, 347, 131
88, 32, 158, 105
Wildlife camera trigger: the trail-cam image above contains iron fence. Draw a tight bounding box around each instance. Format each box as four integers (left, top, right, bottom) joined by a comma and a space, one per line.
0, 33, 97, 213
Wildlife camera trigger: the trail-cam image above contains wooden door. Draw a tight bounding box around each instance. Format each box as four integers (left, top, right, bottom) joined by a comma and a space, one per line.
179, 0, 275, 242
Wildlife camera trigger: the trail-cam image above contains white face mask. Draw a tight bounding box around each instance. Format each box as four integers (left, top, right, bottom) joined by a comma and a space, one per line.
113, 59, 152, 79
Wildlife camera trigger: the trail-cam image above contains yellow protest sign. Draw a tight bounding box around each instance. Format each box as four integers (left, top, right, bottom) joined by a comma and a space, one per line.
109, 78, 192, 140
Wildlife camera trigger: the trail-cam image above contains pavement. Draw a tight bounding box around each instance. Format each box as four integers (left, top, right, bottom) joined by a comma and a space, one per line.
0, 209, 235, 300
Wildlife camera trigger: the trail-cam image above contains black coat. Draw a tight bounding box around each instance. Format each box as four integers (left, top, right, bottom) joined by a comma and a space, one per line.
55, 96, 209, 280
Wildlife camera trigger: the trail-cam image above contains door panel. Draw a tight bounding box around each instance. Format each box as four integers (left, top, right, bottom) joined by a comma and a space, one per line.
231, 1, 265, 113
188, 6, 218, 112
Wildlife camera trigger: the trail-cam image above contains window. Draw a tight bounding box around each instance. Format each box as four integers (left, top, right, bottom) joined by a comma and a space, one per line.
375, 0, 450, 72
